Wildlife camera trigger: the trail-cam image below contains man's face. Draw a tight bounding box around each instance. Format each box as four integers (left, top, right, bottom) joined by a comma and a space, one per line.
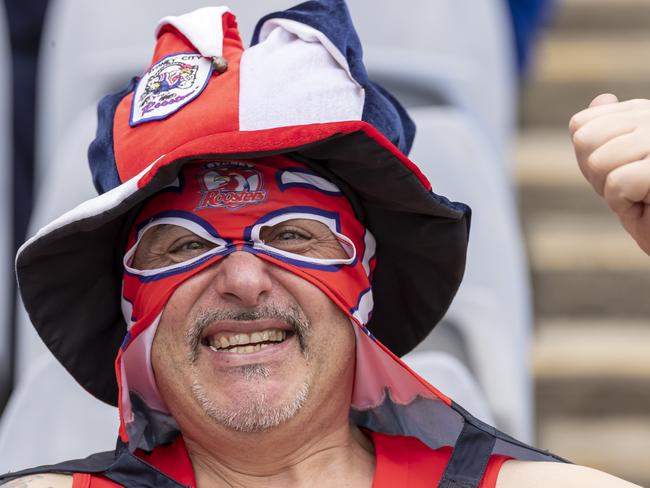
134, 218, 356, 433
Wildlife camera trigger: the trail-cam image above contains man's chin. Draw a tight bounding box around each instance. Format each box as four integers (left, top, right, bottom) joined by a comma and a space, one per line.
190, 378, 311, 433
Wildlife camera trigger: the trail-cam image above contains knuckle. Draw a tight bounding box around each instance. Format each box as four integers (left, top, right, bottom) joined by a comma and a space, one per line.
568, 113, 583, 133
586, 152, 605, 173
571, 126, 591, 150
604, 169, 625, 197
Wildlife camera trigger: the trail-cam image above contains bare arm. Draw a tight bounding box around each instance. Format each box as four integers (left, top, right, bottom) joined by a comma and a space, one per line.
1, 474, 73, 488
497, 461, 641, 488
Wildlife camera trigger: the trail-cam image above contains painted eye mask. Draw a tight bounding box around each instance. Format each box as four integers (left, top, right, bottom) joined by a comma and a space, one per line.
124, 208, 357, 275
121, 157, 375, 329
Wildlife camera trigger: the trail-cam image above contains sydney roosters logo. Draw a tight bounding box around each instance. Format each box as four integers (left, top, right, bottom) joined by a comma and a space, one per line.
197, 162, 268, 210
130, 53, 212, 127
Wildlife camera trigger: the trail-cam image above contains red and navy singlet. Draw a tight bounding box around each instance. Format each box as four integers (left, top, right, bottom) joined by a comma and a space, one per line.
71, 432, 509, 488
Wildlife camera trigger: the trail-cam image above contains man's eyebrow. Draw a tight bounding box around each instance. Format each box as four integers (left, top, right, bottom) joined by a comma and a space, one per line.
146, 224, 174, 236
150, 224, 170, 235
140, 224, 177, 245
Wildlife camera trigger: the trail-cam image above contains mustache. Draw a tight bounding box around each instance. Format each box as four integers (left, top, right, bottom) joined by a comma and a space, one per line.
186, 304, 311, 361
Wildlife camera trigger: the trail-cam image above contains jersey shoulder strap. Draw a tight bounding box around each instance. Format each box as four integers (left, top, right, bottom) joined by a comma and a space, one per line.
371, 428, 509, 488
0, 443, 187, 488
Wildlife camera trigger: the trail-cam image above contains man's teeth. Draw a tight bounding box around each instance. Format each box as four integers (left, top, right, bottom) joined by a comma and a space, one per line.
207, 330, 287, 353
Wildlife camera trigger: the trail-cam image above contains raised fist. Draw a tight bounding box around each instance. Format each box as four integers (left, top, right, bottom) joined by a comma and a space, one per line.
569, 93, 650, 255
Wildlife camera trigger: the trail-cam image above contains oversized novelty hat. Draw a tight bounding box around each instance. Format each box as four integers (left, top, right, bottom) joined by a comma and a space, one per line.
17, 1, 470, 407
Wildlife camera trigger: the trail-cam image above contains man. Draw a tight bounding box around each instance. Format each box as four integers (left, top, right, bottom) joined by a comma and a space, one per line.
0, 2, 641, 487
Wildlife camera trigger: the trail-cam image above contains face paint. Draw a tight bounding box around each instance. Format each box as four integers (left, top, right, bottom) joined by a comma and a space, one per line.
117, 156, 376, 446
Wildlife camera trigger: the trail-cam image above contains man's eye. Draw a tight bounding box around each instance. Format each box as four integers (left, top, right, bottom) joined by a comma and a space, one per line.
131, 225, 219, 270
170, 239, 211, 254
181, 241, 206, 250
275, 230, 308, 241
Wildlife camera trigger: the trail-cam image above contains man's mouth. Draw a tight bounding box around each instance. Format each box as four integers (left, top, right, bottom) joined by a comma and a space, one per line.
203, 329, 292, 354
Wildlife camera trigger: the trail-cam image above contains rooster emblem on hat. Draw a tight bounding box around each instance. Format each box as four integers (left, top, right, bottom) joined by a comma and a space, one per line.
139, 61, 199, 107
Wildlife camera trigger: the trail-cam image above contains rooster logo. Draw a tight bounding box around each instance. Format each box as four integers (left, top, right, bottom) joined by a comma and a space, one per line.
130, 53, 211, 126
198, 164, 267, 210
203, 172, 252, 192
140, 61, 198, 107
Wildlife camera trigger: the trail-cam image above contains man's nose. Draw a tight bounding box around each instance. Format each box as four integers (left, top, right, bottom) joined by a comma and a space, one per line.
212, 251, 273, 306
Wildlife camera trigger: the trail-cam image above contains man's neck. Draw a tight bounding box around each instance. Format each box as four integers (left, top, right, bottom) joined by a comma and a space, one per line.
183, 418, 375, 488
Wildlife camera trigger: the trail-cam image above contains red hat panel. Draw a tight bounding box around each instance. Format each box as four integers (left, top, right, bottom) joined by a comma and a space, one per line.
114, 8, 244, 182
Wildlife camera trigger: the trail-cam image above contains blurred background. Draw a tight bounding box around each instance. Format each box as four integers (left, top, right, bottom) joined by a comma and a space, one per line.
519, 0, 650, 483
0, 0, 647, 485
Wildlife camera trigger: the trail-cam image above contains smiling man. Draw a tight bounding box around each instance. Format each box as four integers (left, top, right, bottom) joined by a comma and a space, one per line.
0, 2, 641, 488
118, 159, 378, 487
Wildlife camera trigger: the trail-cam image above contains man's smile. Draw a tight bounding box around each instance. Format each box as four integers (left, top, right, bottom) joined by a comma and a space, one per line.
204, 329, 290, 353
193, 315, 306, 366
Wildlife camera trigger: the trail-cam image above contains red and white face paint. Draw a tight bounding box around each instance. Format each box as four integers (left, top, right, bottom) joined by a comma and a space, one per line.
117, 156, 377, 446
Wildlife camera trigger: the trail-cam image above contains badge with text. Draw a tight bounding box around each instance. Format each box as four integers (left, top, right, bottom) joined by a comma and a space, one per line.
197, 162, 268, 210
130, 53, 212, 126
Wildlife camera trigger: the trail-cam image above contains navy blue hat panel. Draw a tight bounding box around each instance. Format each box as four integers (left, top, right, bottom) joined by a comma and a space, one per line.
251, 0, 368, 84
251, 0, 416, 155
363, 81, 417, 155
88, 78, 138, 195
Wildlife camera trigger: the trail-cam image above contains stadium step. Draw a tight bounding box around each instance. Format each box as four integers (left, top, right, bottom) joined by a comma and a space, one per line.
516, 128, 650, 318
521, 0, 650, 127
538, 415, 650, 484
554, 0, 650, 33
521, 33, 650, 127
534, 319, 650, 380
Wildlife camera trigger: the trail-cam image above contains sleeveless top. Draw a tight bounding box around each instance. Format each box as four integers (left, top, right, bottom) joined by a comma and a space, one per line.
69, 432, 510, 488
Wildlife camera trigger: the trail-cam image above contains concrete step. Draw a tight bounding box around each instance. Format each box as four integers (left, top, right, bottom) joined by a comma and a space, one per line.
515, 128, 650, 314
526, 214, 650, 271
514, 128, 610, 217
537, 376, 650, 418
536, 318, 650, 484
519, 185, 610, 221
534, 318, 650, 468
532, 267, 650, 318
515, 129, 645, 314
514, 127, 582, 187
521, 33, 650, 127
534, 319, 650, 379
514, 126, 601, 206
537, 415, 650, 486
553, 0, 650, 33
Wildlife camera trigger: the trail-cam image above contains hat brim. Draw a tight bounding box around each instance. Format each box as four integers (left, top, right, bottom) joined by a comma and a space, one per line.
17, 120, 470, 406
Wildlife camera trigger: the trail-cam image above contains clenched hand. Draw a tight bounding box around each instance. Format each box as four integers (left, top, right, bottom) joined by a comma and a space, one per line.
569, 93, 650, 255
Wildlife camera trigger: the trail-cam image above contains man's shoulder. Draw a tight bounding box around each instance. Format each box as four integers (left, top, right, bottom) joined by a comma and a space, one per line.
1, 473, 73, 487
497, 460, 641, 488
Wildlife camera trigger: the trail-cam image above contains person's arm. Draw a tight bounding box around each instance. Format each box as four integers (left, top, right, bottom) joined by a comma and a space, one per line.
497, 461, 642, 488
1, 474, 72, 487
569, 93, 650, 255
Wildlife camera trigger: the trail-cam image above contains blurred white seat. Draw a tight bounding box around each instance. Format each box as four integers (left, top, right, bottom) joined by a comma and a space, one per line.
402, 350, 495, 426
409, 105, 534, 442
0, 1, 13, 404
349, 0, 517, 168
0, 354, 119, 472
16, 104, 98, 377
